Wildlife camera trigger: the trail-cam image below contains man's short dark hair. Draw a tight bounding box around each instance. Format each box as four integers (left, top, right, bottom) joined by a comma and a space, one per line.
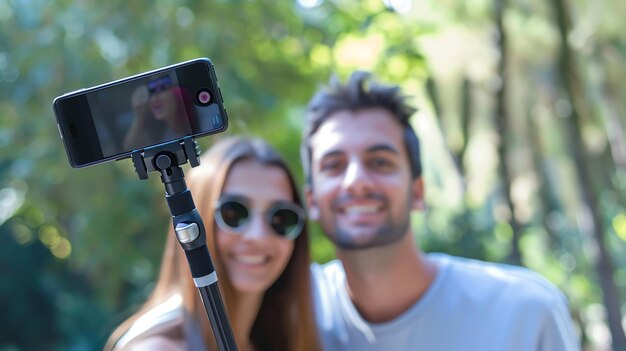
301, 71, 422, 185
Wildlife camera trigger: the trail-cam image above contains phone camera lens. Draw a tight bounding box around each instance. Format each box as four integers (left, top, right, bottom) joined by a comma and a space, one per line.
197, 89, 212, 106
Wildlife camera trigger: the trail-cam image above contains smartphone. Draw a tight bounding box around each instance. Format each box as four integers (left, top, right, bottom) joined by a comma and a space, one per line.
53, 58, 228, 168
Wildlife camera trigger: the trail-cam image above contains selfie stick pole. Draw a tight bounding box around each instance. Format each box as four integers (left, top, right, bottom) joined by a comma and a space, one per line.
131, 138, 237, 351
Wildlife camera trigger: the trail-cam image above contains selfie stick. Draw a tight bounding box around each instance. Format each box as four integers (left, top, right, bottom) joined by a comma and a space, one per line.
131, 138, 237, 351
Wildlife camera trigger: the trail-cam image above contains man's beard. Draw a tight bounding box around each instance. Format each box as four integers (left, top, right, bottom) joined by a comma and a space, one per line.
321, 195, 411, 250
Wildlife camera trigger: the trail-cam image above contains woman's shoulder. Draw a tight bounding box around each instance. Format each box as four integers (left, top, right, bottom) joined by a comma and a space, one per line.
115, 294, 185, 350
123, 335, 186, 351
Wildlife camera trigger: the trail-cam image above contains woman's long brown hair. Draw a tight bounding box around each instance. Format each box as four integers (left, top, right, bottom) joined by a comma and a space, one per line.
105, 136, 320, 351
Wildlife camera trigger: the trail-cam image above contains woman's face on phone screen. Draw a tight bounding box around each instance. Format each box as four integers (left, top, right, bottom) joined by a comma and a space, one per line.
149, 88, 178, 123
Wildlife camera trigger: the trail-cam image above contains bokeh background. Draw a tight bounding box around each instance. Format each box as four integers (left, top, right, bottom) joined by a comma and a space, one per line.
1, 0, 626, 350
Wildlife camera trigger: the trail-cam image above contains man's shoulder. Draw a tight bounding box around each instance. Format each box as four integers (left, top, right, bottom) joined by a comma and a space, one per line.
431, 254, 579, 349
310, 259, 344, 285
431, 253, 567, 307
312, 259, 343, 272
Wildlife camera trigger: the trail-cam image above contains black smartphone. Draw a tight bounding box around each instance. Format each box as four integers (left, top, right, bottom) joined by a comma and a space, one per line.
53, 58, 228, 168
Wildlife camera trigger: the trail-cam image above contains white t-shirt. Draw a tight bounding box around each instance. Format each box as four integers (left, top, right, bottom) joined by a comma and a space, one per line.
311, 254, 580, 351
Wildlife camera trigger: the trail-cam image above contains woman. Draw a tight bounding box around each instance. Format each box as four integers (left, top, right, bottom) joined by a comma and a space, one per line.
105, 136, 320, 351
124, 75, 197, 151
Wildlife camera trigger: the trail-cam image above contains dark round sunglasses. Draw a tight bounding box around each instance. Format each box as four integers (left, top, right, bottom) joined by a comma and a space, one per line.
147, 76, 173, 95
214, 195, 305, 240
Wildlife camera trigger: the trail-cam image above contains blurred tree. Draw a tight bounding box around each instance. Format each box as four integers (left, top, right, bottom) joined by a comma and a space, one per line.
0, 0, 625, 350
551, 0, 626, 348
493, 0, 522, 265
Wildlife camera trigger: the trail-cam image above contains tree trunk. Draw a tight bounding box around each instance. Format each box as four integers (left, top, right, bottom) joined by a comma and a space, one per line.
551, 0, 626, 349
527, 106, 560, 249
425, 76, 466, 183
593, 55, 626, 172
458, 77, 472, 183
494, 0, 522, 265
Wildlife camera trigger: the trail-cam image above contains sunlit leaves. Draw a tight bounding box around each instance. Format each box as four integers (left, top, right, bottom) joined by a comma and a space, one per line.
612, 214, 626, 242
0, 0, 624, 349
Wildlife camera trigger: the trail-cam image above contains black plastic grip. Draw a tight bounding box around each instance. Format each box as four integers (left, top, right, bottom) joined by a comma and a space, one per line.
167, 190, 196, 216
184, 245, 215, 278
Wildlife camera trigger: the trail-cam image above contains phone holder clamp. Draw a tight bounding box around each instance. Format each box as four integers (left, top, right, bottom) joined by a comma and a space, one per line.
131, 137, 200, 180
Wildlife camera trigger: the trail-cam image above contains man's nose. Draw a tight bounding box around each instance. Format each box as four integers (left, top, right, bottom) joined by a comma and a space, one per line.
342, 160, 374, 196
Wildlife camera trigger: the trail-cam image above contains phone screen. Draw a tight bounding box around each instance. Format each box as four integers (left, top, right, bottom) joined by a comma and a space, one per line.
54, 59, 227, 167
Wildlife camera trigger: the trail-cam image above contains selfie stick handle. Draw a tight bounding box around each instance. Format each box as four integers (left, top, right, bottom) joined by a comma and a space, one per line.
132, 139, 237, 351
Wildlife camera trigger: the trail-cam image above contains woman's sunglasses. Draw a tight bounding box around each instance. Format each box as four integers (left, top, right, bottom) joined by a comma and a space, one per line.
147, 76, 173, 95
214, 195, 305, 240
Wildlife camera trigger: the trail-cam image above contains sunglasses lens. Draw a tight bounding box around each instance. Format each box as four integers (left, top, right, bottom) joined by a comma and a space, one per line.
147, 76, 172, 94
218, 201, 249, 229
270, 208, 302, 238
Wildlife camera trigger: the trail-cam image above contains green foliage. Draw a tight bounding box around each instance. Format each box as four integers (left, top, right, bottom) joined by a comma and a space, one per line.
1, 0, 626, 350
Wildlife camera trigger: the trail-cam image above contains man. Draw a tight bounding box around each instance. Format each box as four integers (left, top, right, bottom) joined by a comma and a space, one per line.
301, 71, 579, 350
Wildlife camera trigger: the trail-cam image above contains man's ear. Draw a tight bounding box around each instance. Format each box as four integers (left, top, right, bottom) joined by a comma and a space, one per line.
304, 184, 320, 221
411, 177, 425, 211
